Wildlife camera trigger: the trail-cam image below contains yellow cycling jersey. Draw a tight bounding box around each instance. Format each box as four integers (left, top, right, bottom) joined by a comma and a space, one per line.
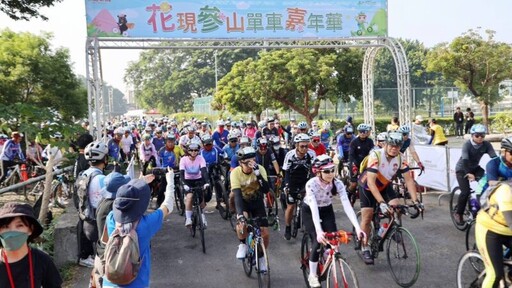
476, 184, 512, 236
230, 165, 268, 200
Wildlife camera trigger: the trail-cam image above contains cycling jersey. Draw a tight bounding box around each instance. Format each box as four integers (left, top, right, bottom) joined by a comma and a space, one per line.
222, 144, 239, 160
152, 137, 165, 152
361, 149, 409, 191
178, 134, 201, 149
139, 142, 159, 163
319, 129, 333, 149
2, 140, 26, 161
308, 143, 326, 157
455, 140, 496, 174
120, 134, 133, 154
158, 146, 184, 169
348, 136, 374, 168
255, 149, 277, 176
336, 134, 354, 161
212, 129, 229, 148
230, 164, 267, 200
282, 149, 316, 189
200, 146, 223, 166
400, 138, 411, 154
179, 155, 206, 180
477, 184, 512, 236
107, 138, 121, 161
304, 177, 347, 208
262, 127, 278, 138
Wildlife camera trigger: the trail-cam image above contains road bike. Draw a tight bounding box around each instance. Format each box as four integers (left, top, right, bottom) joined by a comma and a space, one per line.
240, 216, 270, 288
289, 187, 305, 239
456, 250, 512, 288
189, 185, 207, 254
352, 204, 422, 287
337, 161, 351, 188
207, 162, 228, 219
392, 167, 424, 205
449, 179, 480, 231
0, 160, 28, 197
300, 230, 359, 288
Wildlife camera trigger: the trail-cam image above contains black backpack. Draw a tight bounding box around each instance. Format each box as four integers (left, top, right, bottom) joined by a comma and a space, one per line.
75, 170, 102, 221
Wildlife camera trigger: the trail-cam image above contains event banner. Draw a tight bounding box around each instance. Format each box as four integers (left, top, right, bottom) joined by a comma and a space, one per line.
85, 0, 388, 39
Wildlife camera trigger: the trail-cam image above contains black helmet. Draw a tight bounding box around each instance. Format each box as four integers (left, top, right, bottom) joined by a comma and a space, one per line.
236, 147, 256, 161
501, 137, 512, 151
386, 131, 404, 147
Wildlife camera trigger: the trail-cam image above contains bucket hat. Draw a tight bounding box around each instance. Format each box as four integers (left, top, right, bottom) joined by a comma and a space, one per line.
101, 172, 131, 199
0, 202, 43, 240
113, 179, 150, 224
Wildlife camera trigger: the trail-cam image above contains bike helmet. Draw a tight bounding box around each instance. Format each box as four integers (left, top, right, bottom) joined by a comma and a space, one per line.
501, 136, 512, 152
84, 141, 108, 161
344, 126, 354, 134
187, 140, 201, 150
311, 132, 321, 140
227, 132, 238, 141
258, 121, 266, 129
267, 117, 275, 123
114, 128, 123, 135
239, 136, 251, 145
216, 120, 225, 126
311, 154, 335, 174
232, 122, 240, 128
155, 127, 163, 133
357, 123, 371, 132
256, 137, 268, 147
294, 133, 311, 143
268, 135, 280, 146
0, 134, 9, 140
166, 133, 176, 140
144, 126, 152, 132
298, 121, 308, 130
142, 134, 151, 141
322, 121, 331, 129
386, 132, 404, 147
376, 132, 387, 142
470, 124, 486, 135
237, 146, 257, 161
187, 126, 196, 133
201, 134, 213, 144
398, 124, 411, 134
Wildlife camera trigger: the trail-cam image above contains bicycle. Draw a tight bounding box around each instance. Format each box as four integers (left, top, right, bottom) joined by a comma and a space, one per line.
392, 167, 424, 205
300, 230, 359, 288
289, 187, 305, 239
149, 167, 167, 208
352, 204, 422, 287
188, 185, 207, 254
449, 179, 480, 231
337, 161, 351, 187
266, 176, 280, 216
207, 163, 228, 219
240, 216, 271, 288
456, 250, 512, 288
0, 160, 28, 197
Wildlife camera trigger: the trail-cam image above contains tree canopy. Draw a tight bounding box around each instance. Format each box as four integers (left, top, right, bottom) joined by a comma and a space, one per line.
0, 0, 62, 21
426, 29, 512, 127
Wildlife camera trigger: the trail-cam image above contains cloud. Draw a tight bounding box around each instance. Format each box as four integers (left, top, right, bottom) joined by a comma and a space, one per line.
236, 2, 250, 10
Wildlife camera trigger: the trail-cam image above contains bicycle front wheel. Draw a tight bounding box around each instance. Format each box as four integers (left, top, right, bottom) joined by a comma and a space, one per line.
386, 226, 420, 287
51, 182, 66, 209
300, 233, 312, 285
465, 220, 476, 251
256, 241, 270, 288
456, 251, 485, 288
326, 254, 359, 288
450, 187, 469, 231
198, 207, 206, 254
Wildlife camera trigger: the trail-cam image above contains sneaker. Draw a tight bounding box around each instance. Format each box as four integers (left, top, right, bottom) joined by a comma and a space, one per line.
78, 256, 94, 268
236, 243, 248, 259
185, 218, 193, 227
453, 212, 464, 225
284, 226, 291, 240
258, 257, 267, 273
201, 213, 207, 228
362, 250, 374, 265
308, 274, 321, 288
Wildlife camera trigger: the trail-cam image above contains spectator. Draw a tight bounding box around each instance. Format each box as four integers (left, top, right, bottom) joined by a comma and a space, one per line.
386, 116, 400, 132
465, 107, 475, 134
411, 115, 431, 144
428, 118, 448, 146
0, 202, 63, 287
345, 116, 354, 131
454, 107, 464, 138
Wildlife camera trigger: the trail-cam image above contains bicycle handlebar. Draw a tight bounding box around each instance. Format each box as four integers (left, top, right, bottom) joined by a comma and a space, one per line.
388, 204, 421, 219
324, 230, 353, 244
409, 167, 424, 176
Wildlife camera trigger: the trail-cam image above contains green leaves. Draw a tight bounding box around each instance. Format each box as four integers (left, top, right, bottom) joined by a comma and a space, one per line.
0, 0, 63, 21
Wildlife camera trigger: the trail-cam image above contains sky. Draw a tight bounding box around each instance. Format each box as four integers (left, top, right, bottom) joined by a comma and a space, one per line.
0, 0, 511, 96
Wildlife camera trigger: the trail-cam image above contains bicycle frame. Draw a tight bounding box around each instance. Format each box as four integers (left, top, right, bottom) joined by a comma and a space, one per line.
371, 205, 420, 254
318, 231, 352, 281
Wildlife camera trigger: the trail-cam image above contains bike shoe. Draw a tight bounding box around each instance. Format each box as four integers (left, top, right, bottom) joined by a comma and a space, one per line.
453, 212, 464, 225
308, 274, 321, 288
362, 250, 374, 265
236, 243, 247, 259
284, 226, 291, 240
185, 218, 193, 227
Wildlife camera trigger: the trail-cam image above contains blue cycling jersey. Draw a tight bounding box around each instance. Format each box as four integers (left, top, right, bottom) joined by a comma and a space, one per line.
222, 144, 239, 160
107, 139, 121, 161
158, 147, 177, 169
400, 138, 411, 154
201, 147, 223, 166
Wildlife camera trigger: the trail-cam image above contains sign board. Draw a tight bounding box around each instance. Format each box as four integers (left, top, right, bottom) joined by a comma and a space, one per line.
85, 0, 388, 39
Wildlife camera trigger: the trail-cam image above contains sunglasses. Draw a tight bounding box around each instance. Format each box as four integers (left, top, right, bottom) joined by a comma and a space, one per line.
298, 145, 308, 149
473, 133, 485, 138
359, 130, 369, 134
204, 143, 213, 146
402, 133, 409, 136
322, 168, 336, 174
240, 160, 251, 165
259, 145, 268, 149
189, 149, 199, 152
312, 140, 320, 143
346, 133, 353, 135
229, 140, 238, 143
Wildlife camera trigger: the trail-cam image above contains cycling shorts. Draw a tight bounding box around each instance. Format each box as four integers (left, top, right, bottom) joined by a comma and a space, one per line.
360, 184, 398, 208
286, 186, 306, 205
242, 197, 268, 227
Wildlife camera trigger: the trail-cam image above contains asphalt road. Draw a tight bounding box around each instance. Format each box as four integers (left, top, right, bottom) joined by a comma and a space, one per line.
70, 191, 467, 288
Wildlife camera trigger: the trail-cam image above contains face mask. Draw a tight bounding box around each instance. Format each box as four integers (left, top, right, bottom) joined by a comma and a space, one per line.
0, 231, 29, 251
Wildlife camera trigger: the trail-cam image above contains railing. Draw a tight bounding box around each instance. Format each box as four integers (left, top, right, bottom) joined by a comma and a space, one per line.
0, 166, 73, 196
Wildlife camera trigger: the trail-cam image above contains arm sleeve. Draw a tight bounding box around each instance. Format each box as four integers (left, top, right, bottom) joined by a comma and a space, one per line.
338, 181, 361, 231
179, 170, 186, 186
233, 188, 244, 215
304, 180, 322, 233
200, 167, 209, 184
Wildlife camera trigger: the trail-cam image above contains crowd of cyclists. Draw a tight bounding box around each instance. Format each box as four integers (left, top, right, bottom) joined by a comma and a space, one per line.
3, 112, 512, 287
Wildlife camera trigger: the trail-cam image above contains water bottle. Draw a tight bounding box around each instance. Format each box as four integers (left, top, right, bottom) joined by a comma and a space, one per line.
247, 233, 254, 254
323, 248, 331, 261
469, 193, 480, 216
378, 222, 389, 238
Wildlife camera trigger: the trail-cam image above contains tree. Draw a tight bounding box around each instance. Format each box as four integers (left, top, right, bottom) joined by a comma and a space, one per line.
0, 29, 87, 122
1, 0, 62, 21
124, 44, 257, 114
426, 29, 512, 127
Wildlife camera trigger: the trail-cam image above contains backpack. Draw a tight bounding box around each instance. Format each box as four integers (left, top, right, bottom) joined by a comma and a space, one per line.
358, 150, 401, 174
104, 221, 142, 285
75, 170, 102, 221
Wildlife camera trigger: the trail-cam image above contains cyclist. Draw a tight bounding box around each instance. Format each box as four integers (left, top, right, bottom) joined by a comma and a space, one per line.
347, 124, 374, 198
262, 117, 279, 139
152, 127, 165, 152
106, 128, 123, 162
268, 135, 286, 169
308, 121, 319, 136
156, 134, 184, 206
304, 154, 366, 287
198, 121, 212, 137
230, 136, 252, 171
309, 132, 327, 156
481, 137, 512, 189
255, 137, 281, 191
318, 121, 334, 150
180, 141, 210, 227
222, 132, 240, 161
139, 134, 159, 175
358, 131, 422, 264
475, 179, 512, 287
0, 132, 25, 185
178, 126, 201, 151
232, 147, 271, 271
243, 121, 257, 140
453, 124, 496, 225
120, 128, 134, 163
212, 120, 229, 149
282, 133, 316, 240
200, 134, 225, 208
398, 125, 425, 171
335, 126, 355, 177
374, 132, 387, 149
290, 122, 309, 150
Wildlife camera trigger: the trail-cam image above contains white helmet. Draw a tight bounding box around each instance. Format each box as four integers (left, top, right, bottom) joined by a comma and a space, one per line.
322, 121, 331, 129
294, 133, 311, 143
84, 141, 108, 161
297, 121, 308, 129
376, 132, 387, 141
216, 120, 225, 126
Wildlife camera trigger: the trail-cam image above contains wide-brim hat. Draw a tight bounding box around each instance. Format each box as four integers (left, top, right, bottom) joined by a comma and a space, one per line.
113, 179, 150, 224
0, 202, 43, 240
101, 172, 131, 199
